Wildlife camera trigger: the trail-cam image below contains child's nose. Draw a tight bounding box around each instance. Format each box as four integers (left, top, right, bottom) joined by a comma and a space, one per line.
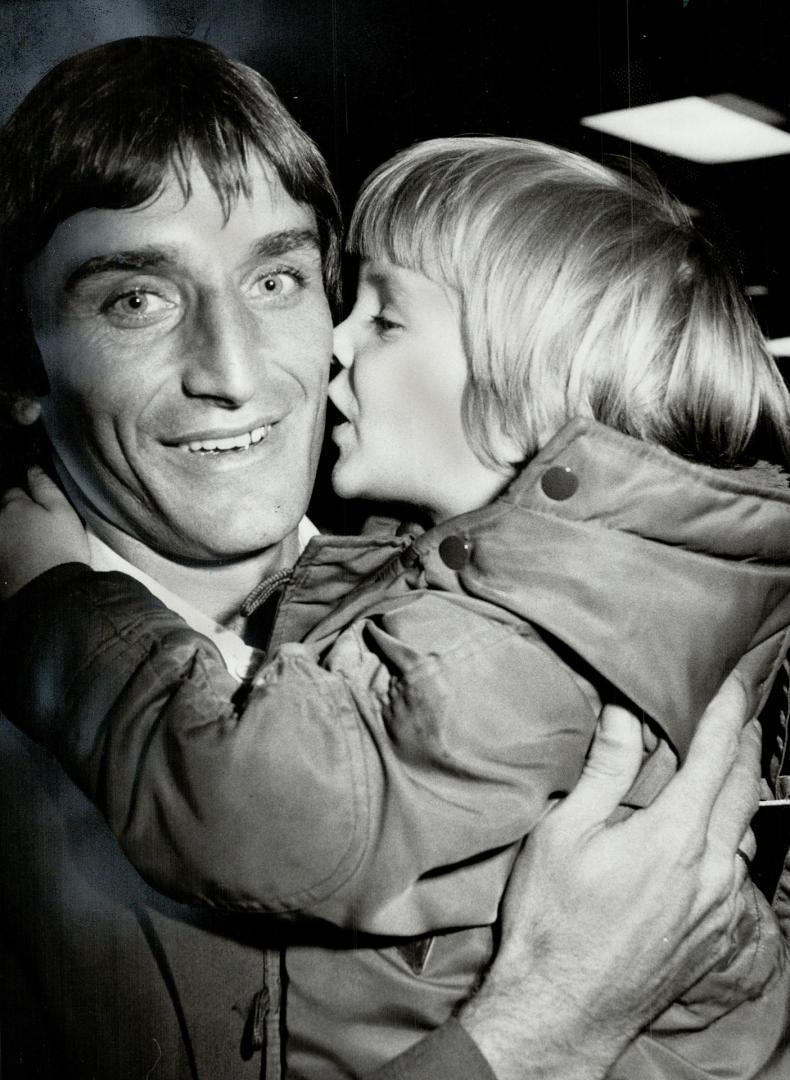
332, 318, 354, 369
327, 361, 352, 416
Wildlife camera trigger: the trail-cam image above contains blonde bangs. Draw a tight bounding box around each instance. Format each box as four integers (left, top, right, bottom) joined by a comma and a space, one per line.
347, 146, 468, 288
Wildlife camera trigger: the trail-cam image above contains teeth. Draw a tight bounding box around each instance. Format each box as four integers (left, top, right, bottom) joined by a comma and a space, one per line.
181, 425, 270, 453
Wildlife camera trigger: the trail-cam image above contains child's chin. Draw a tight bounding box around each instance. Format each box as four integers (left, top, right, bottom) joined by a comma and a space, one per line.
330, 461, 362, 501
332, 463, 391, 506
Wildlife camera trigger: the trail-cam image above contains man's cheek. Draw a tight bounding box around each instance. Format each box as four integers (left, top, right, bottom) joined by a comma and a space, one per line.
285, 299, 333, 363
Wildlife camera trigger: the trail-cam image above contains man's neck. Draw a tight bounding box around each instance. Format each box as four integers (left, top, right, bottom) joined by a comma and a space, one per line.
81, 509, 299, 626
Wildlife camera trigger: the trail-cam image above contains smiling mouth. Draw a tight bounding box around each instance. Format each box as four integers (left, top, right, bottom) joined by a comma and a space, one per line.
178, 424, 272, 454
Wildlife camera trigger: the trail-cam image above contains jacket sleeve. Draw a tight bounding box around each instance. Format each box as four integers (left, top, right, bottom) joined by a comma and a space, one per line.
0, 564, 597, 935
607, 876, 790, 1079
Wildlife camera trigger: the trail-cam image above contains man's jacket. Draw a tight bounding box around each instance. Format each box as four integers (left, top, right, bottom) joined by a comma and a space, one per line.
3, 419, 790, 1078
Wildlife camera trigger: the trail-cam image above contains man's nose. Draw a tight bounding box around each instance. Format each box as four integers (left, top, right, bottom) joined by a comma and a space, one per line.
181, 292, 261, 405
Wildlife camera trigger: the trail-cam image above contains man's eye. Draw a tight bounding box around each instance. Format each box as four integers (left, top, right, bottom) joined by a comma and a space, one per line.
103, 289, 174, 324
250, 268, 304, 301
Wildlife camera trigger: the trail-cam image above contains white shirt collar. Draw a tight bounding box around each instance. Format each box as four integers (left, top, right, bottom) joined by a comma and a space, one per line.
86, 516, 319, 683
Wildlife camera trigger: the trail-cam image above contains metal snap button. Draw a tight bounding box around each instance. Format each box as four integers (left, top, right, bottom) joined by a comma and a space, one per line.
540, 466, 578, 501
438, 535, 473, 570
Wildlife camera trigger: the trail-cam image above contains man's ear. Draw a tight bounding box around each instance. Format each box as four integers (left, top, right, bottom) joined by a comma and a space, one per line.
10, 396, 42, 426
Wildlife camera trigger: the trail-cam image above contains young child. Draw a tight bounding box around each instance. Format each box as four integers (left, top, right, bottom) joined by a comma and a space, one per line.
3, 137, 790, 1079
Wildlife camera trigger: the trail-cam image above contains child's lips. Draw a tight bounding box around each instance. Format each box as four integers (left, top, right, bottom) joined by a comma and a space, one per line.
331, 419, 355, 447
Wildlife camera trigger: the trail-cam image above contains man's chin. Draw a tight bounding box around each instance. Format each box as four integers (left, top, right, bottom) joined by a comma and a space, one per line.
164, 522, 303, 565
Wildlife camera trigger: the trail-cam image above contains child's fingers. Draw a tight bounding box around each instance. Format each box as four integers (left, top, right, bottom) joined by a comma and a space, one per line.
26, 466, 69, 511
0, 486, 32, 510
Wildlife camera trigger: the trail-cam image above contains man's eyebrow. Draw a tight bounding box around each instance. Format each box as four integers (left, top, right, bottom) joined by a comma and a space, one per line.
64, 246, 177, 292
249, 228, 322, 261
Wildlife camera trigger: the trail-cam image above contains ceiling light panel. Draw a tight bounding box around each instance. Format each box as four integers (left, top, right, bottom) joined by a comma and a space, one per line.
581, 96, 790, 164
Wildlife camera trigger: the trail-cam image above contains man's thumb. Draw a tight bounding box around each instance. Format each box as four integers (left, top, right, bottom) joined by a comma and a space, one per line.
561, 705, 644, 825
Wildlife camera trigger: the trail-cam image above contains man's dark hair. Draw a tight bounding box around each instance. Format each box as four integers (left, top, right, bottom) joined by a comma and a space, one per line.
0, 35, 342, 479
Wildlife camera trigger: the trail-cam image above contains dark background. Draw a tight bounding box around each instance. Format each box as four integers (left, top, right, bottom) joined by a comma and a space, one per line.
2, 0, 788, 523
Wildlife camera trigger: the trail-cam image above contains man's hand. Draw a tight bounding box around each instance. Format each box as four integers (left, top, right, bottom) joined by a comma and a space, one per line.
0, 466, 89, 599
460, 672, 759, 1080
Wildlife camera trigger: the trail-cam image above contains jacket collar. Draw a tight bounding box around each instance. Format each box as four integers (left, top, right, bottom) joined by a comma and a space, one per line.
86, 518, 319, 683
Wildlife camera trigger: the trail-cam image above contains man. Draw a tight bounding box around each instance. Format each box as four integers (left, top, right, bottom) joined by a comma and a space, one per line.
0, 36, 775, 1079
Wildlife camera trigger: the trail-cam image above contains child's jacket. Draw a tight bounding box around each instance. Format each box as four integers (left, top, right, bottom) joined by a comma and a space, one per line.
4, 419, 790, 1078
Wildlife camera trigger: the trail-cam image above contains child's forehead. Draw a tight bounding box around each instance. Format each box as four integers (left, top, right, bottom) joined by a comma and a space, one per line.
353, 211, 455, 290
358, 257, 449, 300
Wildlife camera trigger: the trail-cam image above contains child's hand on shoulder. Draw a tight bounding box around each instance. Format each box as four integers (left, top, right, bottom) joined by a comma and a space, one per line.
0, 466, 89, 599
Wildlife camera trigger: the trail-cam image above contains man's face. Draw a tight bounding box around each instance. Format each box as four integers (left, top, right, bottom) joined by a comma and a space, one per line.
25, 159, 333, 561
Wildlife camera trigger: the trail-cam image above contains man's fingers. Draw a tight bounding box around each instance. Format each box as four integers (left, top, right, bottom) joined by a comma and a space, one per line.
708, 718, 761, 855
26, 466, 68, 511
653, 671, 747, 824
733, 826, 757, 888
738, 826, 758, 864
558, 704, 644, 827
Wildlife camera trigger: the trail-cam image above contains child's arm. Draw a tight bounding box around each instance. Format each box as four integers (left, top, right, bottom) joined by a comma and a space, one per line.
0, 473, 597, 935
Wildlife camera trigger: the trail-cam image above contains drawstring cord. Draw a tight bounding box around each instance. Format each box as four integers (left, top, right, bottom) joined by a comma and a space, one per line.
240, 568, 293, 618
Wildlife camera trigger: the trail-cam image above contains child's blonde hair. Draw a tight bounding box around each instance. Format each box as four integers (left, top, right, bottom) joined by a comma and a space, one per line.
348, 136, 790, 469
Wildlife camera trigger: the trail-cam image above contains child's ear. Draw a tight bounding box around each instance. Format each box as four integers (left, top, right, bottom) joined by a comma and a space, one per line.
11, 396, 42, 426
